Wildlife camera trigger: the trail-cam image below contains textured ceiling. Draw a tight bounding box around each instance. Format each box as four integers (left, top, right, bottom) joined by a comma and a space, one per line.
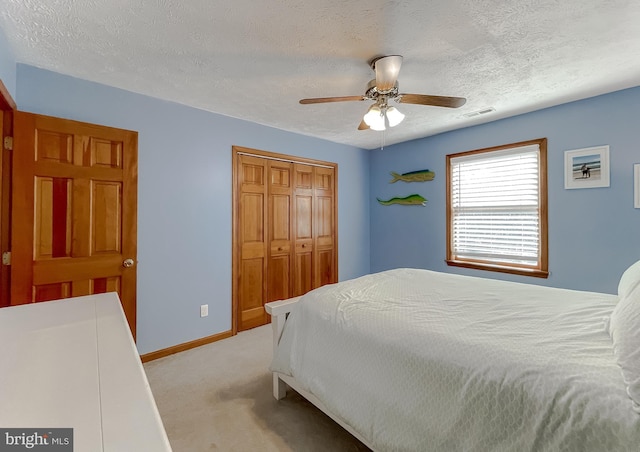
1, 0, 640, 149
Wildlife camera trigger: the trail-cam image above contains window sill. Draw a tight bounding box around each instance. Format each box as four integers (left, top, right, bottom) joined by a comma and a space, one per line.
445, 259, 549, 279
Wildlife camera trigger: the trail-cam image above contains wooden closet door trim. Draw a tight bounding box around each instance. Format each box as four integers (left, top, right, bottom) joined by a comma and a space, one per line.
235, 148, 336, 169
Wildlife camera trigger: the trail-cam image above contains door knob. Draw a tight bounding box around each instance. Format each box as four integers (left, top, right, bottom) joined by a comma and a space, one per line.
123, 258, 135, 268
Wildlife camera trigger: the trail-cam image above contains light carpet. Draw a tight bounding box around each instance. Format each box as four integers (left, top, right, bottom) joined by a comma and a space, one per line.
144, 324, 370, 451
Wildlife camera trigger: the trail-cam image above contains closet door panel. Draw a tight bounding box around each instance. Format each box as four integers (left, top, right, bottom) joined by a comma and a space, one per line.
313, 166, 336, 288
316, 249, 335, 288
239, 258, 266, 328
293, 249, 313, 296
293, 164, 314, 295
268, 255, 290, 301
237, 155, 267, 330
316, 196, 334, 247
267, 161, 293, 303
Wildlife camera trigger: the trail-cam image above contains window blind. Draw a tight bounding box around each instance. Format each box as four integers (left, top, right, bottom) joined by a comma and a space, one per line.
450, 144, 541, 268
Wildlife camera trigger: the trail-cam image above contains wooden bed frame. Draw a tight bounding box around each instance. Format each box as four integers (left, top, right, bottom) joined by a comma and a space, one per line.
265, 297, 376, 450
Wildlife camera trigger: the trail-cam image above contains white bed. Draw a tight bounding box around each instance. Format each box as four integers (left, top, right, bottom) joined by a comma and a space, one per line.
266, 267, 640, 452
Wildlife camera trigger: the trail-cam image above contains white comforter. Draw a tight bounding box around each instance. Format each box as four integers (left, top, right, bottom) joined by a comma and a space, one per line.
271, 268, 640, 452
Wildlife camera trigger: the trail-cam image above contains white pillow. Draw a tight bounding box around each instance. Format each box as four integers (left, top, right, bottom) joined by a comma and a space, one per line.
618, 259, 640, 299
609, 283, 640, 413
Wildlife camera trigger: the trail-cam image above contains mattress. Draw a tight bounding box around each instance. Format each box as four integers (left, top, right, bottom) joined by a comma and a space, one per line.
271, 268, 640, 451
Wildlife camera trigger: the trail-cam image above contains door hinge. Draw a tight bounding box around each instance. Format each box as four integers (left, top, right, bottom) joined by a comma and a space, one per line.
2, 251, 10, 266
3, 136, 12, 151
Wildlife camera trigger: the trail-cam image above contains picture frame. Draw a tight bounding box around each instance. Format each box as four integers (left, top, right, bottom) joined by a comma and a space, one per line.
564, 145, 610, 189
635, 164, 640, 209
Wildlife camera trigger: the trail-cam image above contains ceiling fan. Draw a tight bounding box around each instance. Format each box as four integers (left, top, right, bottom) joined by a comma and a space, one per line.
299, 55, 466, 131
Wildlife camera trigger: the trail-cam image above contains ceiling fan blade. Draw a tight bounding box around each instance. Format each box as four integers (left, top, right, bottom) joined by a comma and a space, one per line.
374, 55, 403, 92
398, 94, 466, 108
358, 119, 370, 130
299, 96, 364, 104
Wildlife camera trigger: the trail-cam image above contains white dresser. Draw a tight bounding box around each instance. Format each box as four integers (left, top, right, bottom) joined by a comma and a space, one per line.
0, 293, 172, 451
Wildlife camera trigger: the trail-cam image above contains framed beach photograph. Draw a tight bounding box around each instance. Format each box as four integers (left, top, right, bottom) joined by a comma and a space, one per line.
635, 164, 640, 208
564, 145, 610, 189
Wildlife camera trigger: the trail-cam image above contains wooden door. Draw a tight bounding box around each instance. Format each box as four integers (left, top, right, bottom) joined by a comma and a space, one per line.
0, 80, 15, 308
232, 146, 337, 333
292, 163, 314, 296
314, 166, 336, 287
236, 154, 268, 331
267, 160, 293, 303
11, 112, 138, 337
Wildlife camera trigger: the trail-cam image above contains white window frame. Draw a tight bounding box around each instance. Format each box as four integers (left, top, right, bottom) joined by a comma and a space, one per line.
446, 138, 548, 278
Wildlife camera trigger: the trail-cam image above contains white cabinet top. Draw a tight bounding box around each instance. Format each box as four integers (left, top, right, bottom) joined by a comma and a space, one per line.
0, 293, 172, 451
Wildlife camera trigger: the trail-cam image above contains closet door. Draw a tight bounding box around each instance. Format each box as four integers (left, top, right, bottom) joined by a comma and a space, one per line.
267, 160, 293, 302
232, 147, 337, 333
314, 166, 336, 287
236, 154, 268, 330
292, 164, 314, 296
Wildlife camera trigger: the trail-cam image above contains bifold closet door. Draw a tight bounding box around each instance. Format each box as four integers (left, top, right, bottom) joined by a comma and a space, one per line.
236, 154, 268, 331
234, 147, 337, 332
292, 163, 314, 297
267, 159, 293, 303
313, 166, 336, 287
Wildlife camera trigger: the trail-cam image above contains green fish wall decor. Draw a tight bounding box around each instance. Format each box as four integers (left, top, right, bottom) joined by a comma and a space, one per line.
377, 194, 427, 206
389, 169, 435, 183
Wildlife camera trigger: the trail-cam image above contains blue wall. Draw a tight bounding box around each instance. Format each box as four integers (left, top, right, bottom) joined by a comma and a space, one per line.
0, 26, 16, 100
371, 87, 640, 294
5, 35, 639, 353
16, 64, 371, 354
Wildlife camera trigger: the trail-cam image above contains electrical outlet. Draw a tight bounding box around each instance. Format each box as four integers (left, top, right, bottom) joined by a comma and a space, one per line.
200, 304, 208, 318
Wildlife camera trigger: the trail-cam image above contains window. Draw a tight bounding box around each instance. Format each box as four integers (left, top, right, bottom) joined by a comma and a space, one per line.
446, 138, 548, 277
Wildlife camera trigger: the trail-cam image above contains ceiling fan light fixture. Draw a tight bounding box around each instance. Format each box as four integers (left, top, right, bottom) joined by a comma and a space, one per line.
369, 119, 386, 131
363, 105, 386, 131
386, 106, 405, 127
298, 55, 467, 133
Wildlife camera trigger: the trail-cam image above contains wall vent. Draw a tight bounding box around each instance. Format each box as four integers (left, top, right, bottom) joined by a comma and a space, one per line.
463, 107, 495, 118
